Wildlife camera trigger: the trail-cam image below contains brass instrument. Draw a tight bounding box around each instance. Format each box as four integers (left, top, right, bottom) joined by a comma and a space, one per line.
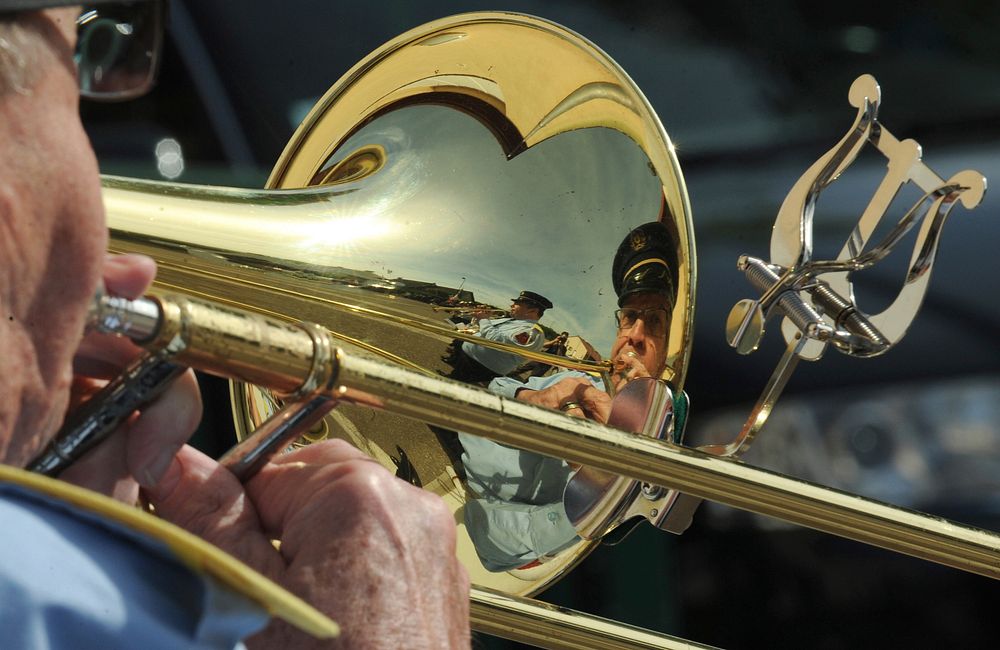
432, 305, 508, 317
77, 12, 995, 650
103, 13, 694, 605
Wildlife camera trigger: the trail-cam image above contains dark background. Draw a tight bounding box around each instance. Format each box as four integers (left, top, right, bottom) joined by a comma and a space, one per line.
82, 1, 1000, 647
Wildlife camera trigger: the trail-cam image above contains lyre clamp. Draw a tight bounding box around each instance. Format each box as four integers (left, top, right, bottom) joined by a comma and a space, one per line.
727, 74, 986, 363
704, 74, 988, 469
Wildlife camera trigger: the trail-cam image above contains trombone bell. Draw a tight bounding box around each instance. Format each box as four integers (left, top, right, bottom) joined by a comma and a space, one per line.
105, 12, 696, 599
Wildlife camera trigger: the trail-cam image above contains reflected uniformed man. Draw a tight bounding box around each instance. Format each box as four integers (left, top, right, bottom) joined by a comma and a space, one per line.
460, 222, 675, 571
505, 222, 674, 415
444, 290, 552, 384
518, 331, 570, 378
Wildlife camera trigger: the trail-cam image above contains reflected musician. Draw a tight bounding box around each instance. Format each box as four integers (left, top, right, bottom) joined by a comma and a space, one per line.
433, 303, 507, 332
441, 291, 553, 385
459, 223, 675, 571
433, 303, 507, 318
516, 331, 570, 379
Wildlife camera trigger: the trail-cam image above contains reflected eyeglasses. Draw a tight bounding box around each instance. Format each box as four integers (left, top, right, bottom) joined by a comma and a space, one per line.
614, 307, 669, 336
75, 0, 166, 101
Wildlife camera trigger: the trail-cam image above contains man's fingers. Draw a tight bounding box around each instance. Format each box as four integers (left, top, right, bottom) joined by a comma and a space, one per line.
582, 387, 613, 424
127, 369, 202, 488
244, 440, 396, 536
59, 414, 135, 497
239, 444, 470, 648
102, 253, 156, 298
144, 445, 285, 577
60, 369, 201, 494
72, 332, 144, 377
267, 437, 371, 466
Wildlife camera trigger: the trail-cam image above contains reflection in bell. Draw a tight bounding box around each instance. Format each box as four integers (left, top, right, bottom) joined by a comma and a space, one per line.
443, 291, 552, 385
457, 222, 682, 570
459, 432, 578, 571
109, 14, 695, 601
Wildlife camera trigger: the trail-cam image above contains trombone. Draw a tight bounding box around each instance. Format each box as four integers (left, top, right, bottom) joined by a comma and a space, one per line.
49, 12, 996, 650
432, 305, 508, 317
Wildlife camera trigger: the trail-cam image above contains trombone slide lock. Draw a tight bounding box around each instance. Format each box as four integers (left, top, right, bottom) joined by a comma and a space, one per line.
137, 293, 338, 399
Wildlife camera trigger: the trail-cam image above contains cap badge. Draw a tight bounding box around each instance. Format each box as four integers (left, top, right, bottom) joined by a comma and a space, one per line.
630, 231, 647, 251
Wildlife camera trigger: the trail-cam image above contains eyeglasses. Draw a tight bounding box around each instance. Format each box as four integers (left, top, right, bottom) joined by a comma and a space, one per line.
75, 0, 165, 101
614, 307, 669, 336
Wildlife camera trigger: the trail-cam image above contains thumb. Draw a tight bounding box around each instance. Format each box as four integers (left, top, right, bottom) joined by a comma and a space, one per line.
102, 253, 157, 298
143, 445, 284, 578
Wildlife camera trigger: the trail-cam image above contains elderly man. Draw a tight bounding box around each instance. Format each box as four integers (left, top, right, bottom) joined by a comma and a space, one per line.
493, 222, 674, 419
0, 3, 468, 648
460, 222, 676, 571
444, 289, 553, 384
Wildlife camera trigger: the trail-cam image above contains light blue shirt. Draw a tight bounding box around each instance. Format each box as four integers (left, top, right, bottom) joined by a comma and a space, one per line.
458, 371, 601, 571
464, 372, 688, 570
489, 370, 599, 399
0, 483, 268, 649
461, 317, 545, 374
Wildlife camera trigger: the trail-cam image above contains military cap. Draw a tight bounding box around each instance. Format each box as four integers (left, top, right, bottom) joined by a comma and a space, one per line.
612, 222, 675, 307
512, 290, 553, 311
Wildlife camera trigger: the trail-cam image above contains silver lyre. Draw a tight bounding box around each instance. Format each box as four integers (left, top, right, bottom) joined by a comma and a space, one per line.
663, 75, 990, 526
729, 74, 987, 362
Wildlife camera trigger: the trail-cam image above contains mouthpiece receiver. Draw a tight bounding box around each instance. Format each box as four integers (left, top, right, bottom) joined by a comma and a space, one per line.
29, 291, 342, 478
90, 290, 338, 399
87, 285, 162, 343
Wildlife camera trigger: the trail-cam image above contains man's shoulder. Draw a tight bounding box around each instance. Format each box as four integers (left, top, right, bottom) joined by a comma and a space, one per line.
0, 487, 200, 646
0, 473, 204, 593
0, 468, 269, 647
502, 318, 540, 330
511, 321, 544, 345
479, 316, 510, 328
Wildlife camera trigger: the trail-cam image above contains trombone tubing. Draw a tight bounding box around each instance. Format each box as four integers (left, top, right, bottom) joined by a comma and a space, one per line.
469, 586, 720, 650
335, 350, 1000, 581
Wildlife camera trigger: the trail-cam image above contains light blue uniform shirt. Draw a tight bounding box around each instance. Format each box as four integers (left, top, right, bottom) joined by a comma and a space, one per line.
459, 371, 601, 571
489, 370, 599, 399
461, 317, 545, 375
0, 483, 268, 649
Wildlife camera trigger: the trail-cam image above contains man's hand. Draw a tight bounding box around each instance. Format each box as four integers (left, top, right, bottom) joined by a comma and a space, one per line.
60, 254, 202, 501
145, 441, 471, 649
515, 376, 612, 423
611, 351, 653, 392
63, 254, 470, 647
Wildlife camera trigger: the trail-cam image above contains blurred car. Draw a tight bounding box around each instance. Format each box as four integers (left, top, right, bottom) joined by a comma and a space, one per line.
82, 1, 1000, 648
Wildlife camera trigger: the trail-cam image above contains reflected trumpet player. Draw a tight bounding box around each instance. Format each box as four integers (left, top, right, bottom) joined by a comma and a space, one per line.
502, 222, 674, 417
441, 290, 553, 385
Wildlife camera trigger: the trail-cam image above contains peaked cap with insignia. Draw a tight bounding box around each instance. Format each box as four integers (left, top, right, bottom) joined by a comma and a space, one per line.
511, 290, 553, 311
612, 222, 675, 307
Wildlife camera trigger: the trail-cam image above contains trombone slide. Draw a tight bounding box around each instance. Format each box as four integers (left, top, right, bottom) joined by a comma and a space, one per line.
42, 290, 1000, 583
